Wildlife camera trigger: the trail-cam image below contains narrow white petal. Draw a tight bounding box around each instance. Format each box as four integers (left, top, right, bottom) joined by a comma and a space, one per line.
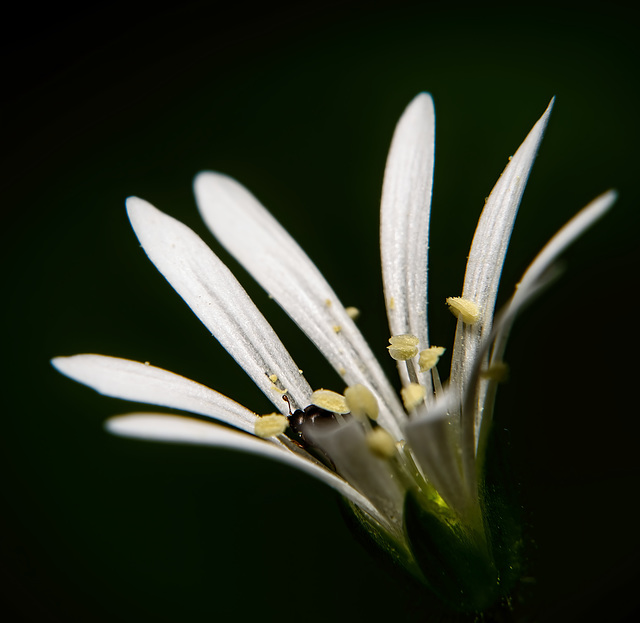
305, 419, 405, 533
405, 395, 472, 517
107, 413, 391, 530
194, 173, 405, 439
410, 276, 558, 503
491, 189, 617, 367
380, 93, 435, 387
459, 98, 554, 333
514, 190, 615, 304
466, 267, 563, 465
450, 100, 554, 437
126, 197, 312, 413
464, 190, 616, 460
52, 354, 258, 433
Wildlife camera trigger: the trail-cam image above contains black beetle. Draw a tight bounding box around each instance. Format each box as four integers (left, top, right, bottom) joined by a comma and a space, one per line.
283, 395, 343, 469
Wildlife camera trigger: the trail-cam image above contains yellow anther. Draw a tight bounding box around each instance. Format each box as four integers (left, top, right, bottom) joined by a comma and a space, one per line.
389, 297, 396, 310
325, 298, 332, 307
345, 306, 360, 320
271, 385, 287, 395
366, 428, 396, 459
401, 383, 426, 411
481, 361, 509, 382
446, 297, 481, 324
254, 414, 288, 438
310, 389, 350, 414
333, 325, 342, 334
418, 346, 446, 372
387, 334, 419, 360
390, 334, 419, 346
344, 384, 379, 421
268, 374, 278, 383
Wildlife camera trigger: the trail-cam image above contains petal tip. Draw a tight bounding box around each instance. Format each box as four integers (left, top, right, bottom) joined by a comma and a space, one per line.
50, 354, 77, 375
124, 195, 142, 210
406, 92, 435, 117
414, 91, 434, 104
602, 188, 619, 205
104, 414, 127, 435
538, 97, 555, 126
125, 196, 155, 223
193, 170, 239, 199
50, 356, 65, 371
105, 413, 156, 438
193, 169, 216, 189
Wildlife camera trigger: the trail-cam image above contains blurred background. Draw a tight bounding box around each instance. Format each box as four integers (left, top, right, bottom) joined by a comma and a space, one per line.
4, 1, 638, 621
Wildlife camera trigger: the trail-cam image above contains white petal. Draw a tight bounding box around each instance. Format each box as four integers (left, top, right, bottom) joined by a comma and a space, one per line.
458, 187, 615, 464
107, 413, 391, 530
459, 98, 554, 331
419, 267, 560, 498
411, 276, 558, 502
193, 173, 405, 439
304, 419, 405, 534
380, 93, 435, 388
405, 395, 472, 517
464, 190, 616, 459
450, 100, 554, 435
52, 354, 258, 433
469, 267, 562, 465
515, 190, 615, 303
126, 197, 312, 413
491, 189, 617, 367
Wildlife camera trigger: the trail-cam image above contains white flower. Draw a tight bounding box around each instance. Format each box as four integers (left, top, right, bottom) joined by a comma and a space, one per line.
52, 94, 615, 606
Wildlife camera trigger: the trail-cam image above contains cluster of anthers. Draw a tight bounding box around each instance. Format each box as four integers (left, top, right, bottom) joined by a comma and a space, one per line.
252, 293, 483, 539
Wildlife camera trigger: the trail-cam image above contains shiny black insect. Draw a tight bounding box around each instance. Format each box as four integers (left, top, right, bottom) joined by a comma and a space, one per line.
283, 395, 341, 469
285, 398, 337, 448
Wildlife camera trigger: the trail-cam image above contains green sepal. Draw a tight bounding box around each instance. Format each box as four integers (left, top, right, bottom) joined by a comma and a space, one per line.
338, 497, 427, 586
478, 422, 533, 613
404, 491, 501, 613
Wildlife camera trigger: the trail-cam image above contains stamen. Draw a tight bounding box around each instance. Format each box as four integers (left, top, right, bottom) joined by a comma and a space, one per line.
266, 371, 287, 395
345, 306, 360, 320
366, 428, 396, 459
481, 361, 509, 382
401, 383, 426, 411
254, 414, 288, 438
431, 365, 443, 396
404, 359, 420, 386
446, 296, 481, 324
344, 384, 379, 421
282, 395, 294, 415
418, 346, 446, 372
333, 325, 342, 334
387, 334, 419, 360
310, 389, 350, 414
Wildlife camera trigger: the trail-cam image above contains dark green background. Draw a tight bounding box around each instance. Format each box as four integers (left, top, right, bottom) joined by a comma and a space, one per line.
4, 2, 639, 621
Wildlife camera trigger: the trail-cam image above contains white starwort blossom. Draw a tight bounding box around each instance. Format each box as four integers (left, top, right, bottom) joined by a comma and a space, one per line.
52, 94, 615, 612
